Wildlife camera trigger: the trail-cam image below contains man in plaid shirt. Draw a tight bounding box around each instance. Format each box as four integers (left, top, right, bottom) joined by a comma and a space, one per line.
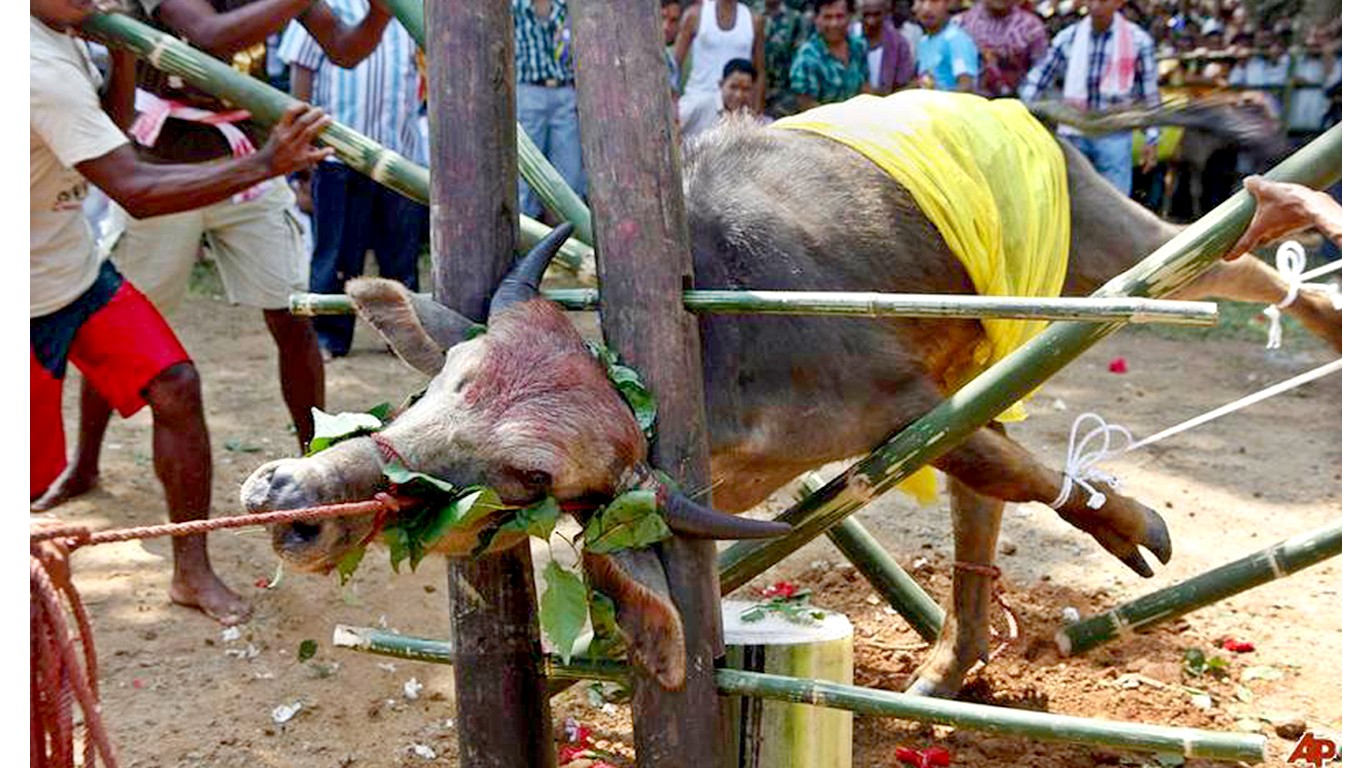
1019, 0, 1159, 196
513, 0, 583, 219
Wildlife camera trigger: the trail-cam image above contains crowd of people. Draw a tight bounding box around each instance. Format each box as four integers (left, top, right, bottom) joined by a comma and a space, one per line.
30, 0, 1340, 627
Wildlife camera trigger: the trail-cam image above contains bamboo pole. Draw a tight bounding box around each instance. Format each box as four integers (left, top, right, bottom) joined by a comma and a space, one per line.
79, 11, 590, 271
382, 0, 595, 246
714, 670, 1266, 763
799, 473, 944, 642
1057, 521, 1341, 657
718, 124, 1342, 594
329, 627, 1266, 763
288, 290, 1219, 325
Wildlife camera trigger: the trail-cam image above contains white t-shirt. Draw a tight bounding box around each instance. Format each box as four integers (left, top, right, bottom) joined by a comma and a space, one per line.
30, 16, 129, 318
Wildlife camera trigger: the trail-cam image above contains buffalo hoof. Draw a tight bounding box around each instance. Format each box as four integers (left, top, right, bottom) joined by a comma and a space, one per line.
1058, 495, 1171, 578
904, 629, 990, 699
583, 549, 686, 690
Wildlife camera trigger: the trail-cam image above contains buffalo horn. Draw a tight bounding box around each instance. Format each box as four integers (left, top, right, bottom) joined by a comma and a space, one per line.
661, 489, 792, 540
489, 222, 575, 315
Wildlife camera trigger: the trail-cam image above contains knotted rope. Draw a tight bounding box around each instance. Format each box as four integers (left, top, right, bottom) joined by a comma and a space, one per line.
1263, 241, 1342, 350
30, 495, 417, 768
1052, 359, 1342, 511
952, 561, 1019, 662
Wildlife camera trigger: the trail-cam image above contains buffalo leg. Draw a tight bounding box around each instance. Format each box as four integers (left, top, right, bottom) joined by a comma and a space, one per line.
933, 425, 1172, 578
906, 478, 1002, 698
1169, 255, 1342, 352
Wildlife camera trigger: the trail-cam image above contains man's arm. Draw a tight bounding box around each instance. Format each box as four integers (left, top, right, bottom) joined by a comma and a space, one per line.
1134, 30, 1161, 169
102, 47, 138, 130
952, 34, 978, 93
673, 6, 700, 84
76, 104, 333, 219
152, 0, 389, 68
751, 13, 767, 112
1018, 28, 1068, 103
1227, 176, 1342, 259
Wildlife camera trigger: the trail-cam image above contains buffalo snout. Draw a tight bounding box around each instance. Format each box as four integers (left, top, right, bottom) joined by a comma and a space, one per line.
241, 458, 373, 573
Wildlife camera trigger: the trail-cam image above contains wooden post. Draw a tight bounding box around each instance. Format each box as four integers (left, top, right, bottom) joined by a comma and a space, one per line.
426, 2, 555, 765
566, 0, 726, 765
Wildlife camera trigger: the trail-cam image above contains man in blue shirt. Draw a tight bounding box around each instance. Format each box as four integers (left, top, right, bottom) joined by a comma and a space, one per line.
913, 0, 978, 92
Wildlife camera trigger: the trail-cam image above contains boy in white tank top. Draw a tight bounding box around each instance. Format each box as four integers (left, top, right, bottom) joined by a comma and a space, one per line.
674, 0, 766, 138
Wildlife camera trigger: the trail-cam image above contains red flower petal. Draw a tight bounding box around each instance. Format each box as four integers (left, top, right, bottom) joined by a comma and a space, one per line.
1221, 638, 1255, 653
1108, 357, 1129, 374
254, 578, 270, 589
923, 746, 953, 766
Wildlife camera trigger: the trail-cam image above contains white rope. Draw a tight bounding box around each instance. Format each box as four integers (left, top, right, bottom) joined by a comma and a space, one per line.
1050, 413, 1135, 511
1055, 360, 1343, 508
1263, 242, 1343, 350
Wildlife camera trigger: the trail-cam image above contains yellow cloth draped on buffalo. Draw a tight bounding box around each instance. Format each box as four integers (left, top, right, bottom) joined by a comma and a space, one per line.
774, 90, 1071, 504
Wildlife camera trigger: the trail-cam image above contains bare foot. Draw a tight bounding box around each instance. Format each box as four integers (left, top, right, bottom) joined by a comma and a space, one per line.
170, 573, 253, 626
31, 467, 100, 512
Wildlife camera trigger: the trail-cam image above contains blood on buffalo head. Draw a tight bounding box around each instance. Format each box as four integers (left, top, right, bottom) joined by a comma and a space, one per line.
240, 224, 788, 685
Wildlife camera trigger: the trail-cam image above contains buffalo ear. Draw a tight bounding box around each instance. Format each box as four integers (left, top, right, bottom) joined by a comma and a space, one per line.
345, 278, 477, 377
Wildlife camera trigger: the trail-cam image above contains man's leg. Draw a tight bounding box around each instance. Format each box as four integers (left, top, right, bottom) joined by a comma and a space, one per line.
33, 205, 205, 510
546, 86, 587, 201
67, 275, 248, 624
30, 352, 68, 502
309, 163, 372, 358
206, 178, 323, 451
1091, 131, 1136, 198
516, 83, 554, 219
373, 180, 429, 292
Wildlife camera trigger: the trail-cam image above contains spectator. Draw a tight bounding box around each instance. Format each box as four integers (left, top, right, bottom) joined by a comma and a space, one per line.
687, 57, 776, 135
31, 0, 331, 622
676, 0, 766, 139
958, 0, 1049, 97
280, 0, 428, 360
892, 0, 925, 55
913, 0, 979, 92
1020, 0, 1161, 196
790, 0, 870, 110
36, 0, 392, 511
513, 0, 585, 219
1229, 28, 1289, 115
1286, 25, 1337, 136
753, 0, 812, 118
857, 0, 916, 95
662, 0, 683, 97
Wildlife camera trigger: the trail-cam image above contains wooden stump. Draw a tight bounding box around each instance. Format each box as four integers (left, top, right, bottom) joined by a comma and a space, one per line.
721, 601, 853, 768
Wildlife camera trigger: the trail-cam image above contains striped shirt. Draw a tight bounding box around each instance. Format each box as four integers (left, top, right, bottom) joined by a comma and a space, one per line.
1018, 18, 1160, 113
512, 0, 575, 86
278, 0, 421, 158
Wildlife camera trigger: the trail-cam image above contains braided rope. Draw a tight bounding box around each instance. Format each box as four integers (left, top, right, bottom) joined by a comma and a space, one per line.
30, 495, 416, 768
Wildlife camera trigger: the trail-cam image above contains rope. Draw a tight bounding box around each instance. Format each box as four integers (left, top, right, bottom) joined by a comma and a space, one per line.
30, 494, 417, 768
952, 562, 1019, 663
1263, 242, 1342, 350
1054, 359, 1342, 509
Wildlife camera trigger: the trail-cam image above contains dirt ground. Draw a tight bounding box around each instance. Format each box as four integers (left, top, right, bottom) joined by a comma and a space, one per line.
37, 274, 1341, 768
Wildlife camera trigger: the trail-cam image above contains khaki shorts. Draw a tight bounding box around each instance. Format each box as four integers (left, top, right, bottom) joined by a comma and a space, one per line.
103, 176, 307, 315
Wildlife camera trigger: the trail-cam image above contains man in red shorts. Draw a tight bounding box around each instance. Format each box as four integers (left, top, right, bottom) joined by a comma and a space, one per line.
31, 0, 332, 624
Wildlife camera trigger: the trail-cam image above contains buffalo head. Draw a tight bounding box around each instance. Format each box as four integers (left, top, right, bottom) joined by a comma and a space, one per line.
241, 224, 788, 686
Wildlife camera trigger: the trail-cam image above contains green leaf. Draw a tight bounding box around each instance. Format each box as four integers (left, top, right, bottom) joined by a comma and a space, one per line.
381, 464, 455, 496
336, 545, 366, 586
308, 408, 383, 455
366, 402, 394, 422
449, 487, 507, 527
1182, 647, 1208, 677
297, 639, 318, 662
583, 490, 671, 554
383, 526, 410, 574
540, 561, 588, 664
586, 591, 626, 660
463, 323, 488, 340
498, 497, 561, 541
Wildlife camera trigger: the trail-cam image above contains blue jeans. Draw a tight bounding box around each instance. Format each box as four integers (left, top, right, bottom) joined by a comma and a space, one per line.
1066, 132, 1135, 197
310, 162, 430, 355
516, 83, 585, 219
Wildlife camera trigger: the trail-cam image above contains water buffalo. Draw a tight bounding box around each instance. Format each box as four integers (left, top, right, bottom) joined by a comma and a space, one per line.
242, 112, 1340, 696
